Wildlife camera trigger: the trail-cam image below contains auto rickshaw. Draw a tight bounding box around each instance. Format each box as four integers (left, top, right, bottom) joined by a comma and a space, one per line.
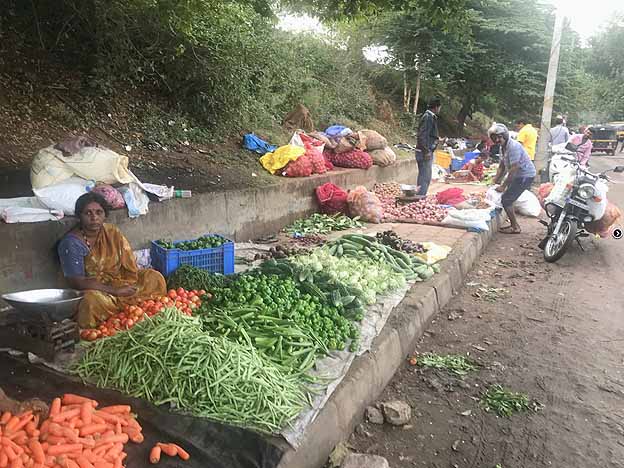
608, 121, 624, 146
589, 124, 619, 155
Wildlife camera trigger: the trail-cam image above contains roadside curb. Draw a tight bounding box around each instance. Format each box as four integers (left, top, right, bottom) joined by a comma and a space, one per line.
276, 215, 500, 468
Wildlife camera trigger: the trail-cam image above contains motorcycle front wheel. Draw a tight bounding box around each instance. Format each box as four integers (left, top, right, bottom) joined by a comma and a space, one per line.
544, 218, 577, 263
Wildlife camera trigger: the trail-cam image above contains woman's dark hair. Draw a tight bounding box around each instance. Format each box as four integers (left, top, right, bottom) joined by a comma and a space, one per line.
74, 192, 111, 217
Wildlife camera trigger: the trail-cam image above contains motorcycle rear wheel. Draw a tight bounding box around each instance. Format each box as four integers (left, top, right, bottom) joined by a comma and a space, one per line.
544, 219, 577, 263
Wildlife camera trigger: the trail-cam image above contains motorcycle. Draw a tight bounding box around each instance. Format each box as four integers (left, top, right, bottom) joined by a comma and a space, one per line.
538, 158, 624, 262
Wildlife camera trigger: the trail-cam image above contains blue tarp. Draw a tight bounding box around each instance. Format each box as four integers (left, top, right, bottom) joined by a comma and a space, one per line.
243, 133, 277, 155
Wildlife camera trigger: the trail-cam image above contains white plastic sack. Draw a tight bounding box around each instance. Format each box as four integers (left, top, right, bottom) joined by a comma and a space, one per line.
432, 164, 447, 181
31, 145, 137, 189
118, 182, 149, 218
33, 177, 94, 215
586, 179, 608, 221
1, 207, 64, 223
442, 208, 492, 231
487, 185, 542, 217
515, 190, 542, 217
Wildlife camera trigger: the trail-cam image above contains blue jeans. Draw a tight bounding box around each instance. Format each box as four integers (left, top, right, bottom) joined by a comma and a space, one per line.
416, 151, 433, 196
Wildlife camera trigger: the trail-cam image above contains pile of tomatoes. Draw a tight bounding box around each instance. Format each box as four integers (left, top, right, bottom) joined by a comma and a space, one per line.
80, 288, 209, 341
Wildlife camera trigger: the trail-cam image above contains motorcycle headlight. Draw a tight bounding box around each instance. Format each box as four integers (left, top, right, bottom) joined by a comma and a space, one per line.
577, 183, 595, 199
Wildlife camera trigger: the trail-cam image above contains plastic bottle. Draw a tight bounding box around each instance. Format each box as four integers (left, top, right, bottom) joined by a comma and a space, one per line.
174, 189, 192, 198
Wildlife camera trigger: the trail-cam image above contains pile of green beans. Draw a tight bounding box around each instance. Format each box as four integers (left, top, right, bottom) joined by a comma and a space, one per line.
74, 308, 308, 433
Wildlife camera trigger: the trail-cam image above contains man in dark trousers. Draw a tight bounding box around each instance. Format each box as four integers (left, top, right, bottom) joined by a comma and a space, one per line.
416, 97, 442, 195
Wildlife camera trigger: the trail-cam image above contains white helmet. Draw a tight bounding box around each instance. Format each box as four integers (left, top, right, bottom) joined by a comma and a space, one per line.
488, 123, 509, 141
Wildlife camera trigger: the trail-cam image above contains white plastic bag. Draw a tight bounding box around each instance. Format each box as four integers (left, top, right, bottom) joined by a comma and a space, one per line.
31, 145, 137, 189
442, 208, 492, 231
586, 179, 608, 221
1, 207, 64, 223
515, 190, 542, 217
485, 186, 503, 208
33, 177, 94, 215
431, 164, 447, 181
118, 182, 149, 218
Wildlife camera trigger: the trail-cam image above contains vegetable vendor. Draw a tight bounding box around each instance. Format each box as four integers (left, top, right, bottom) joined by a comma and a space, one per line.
489, 123, 536, 234
57, 192, 166, 328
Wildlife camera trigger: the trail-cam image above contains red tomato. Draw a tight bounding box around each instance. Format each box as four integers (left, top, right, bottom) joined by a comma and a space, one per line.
198, 290, 206, 296
168, 291, 177, 300
191, 296, 201, 303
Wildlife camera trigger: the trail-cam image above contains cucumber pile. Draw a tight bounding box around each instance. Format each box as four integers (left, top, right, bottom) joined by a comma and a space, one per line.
327, 234, 439, 281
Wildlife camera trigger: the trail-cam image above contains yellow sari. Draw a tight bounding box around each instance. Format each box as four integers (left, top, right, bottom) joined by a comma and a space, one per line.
77, 223, 166, 328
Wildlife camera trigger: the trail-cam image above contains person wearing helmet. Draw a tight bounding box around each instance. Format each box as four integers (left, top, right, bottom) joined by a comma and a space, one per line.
415, 97, 442, 195
490, 123, 536, 234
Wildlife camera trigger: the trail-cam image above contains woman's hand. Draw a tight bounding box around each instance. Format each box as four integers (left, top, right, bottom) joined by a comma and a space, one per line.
114, 285, 137, 297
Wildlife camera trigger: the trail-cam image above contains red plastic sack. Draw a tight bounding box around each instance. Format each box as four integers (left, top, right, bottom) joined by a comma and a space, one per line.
316, 183, 348, 215
327, 149, 373, 169
91, 184, 125, 209
283, 154, 313, 177
537, 183, 554, 208
436, 188, 465, 206
308, 148, 328, 174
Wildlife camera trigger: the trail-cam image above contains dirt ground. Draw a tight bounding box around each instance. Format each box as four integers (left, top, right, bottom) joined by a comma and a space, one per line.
347, 156, 624, 468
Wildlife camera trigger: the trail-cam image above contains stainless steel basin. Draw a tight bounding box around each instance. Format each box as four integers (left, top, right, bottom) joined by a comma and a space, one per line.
1, 289, 84, 322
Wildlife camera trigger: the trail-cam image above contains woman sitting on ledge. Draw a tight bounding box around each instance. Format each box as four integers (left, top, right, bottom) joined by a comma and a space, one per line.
57, 192, 166, 328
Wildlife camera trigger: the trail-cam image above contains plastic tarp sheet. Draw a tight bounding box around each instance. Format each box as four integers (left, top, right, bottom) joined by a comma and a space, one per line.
0, 353, 282, 468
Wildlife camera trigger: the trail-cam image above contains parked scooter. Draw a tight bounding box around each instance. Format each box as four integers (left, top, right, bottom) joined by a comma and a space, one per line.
538, 160, 624, 262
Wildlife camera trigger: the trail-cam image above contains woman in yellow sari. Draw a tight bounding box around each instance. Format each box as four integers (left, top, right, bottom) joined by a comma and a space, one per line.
57, 192, 166, 328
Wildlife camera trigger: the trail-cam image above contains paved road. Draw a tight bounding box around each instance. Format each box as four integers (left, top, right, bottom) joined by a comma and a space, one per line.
349, 153, 624, 468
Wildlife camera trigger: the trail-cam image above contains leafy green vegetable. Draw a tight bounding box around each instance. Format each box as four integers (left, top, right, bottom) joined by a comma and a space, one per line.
480, 384, 536, 417
166, 264, 231, 291
156, 235, 229, 251
285, 214, 362, 236
417, 353, 477, 376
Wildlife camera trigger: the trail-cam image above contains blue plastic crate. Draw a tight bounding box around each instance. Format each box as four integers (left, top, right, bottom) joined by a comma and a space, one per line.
150, 234, 235, 277
450, 159, 465, 172
463, 151, 479, 164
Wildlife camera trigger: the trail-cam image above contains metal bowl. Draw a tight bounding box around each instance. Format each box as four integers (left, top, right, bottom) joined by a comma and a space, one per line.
1, 289, 84, 322
400, 184, 419, 197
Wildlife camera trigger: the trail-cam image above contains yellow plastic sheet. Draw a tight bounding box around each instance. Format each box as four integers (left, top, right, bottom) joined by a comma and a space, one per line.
259, 145, 305, 174
415, 242, 452, 265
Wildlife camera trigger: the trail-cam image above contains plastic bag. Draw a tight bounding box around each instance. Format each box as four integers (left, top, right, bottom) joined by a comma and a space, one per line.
485, 186, 503, 208
586, 179, 608, 221
259, 145, 305, 174
283, 154, 313, 177
359, 130, 388, 151
316, 183, 348, 215
328, 149, 373, 169
441, 208, 492, 231
414, 242, 452, 265
369, 147, 397, 167
243, 133, 277, 155
324, 125, 352, 139
537, 183, 554, 208
33, 177, 94, 215
431, 164, 447, 181
91, 184, 126, 209
515, 190, 542, 217
347, 186, 383, 223
117, 183, 149, 218
587, 202, 621, 237
31, 145, 136, 189
436, 188, 466, 206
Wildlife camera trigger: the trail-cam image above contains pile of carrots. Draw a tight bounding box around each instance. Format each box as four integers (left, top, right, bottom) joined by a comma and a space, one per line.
0, 393, 188, 468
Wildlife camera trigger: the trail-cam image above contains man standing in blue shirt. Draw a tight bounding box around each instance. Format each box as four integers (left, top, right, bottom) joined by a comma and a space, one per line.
490, 123, 536, 234
415, 97, 442, 195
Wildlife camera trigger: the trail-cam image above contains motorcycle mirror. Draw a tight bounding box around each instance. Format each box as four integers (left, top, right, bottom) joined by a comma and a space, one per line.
614, 166, 624, 173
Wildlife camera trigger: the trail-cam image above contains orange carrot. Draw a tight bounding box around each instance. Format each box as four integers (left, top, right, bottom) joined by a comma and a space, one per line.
157, 443, 177, 457
4, 418, 20, 434
51, 410, 80, 424
63, 459, 79, 468
113, 424, 120, 437
6, 431, 27, 442
44, 436, 66, 446
25, 423, 37, 437
74, 456, 93, 468
60, 397, 96, 409
92, 463, 112, 468
1, 413, 12, 425
49, 400, 61, 420
38, 422, 50, 438
96, 408, 128, 417
149, 446, 161, 464
46, 445, 82, 456
0, 453, 7, 468
79, 405, 91, 428
11, 435, 27, 447
94, 435, 127, 447
9, 455, 23, 468
92, 445, 113, 458
170, 443, 190, 461
126, 431, 143, 444
11, 415, 33, 434
28, 441, 45, 464
90, 415, 117, 428
78, 425, 106, 438
4, 446, 17, 461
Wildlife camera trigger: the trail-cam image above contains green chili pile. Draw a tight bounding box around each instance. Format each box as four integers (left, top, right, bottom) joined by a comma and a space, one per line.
74, 308, 308, 433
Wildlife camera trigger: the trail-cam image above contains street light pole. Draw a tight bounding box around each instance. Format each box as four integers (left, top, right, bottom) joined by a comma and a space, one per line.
535, 11, 564, 179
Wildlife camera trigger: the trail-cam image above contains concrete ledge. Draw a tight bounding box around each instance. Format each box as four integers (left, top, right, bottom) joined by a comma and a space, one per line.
277, 218, 498, 468
0, 160, 416, 294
